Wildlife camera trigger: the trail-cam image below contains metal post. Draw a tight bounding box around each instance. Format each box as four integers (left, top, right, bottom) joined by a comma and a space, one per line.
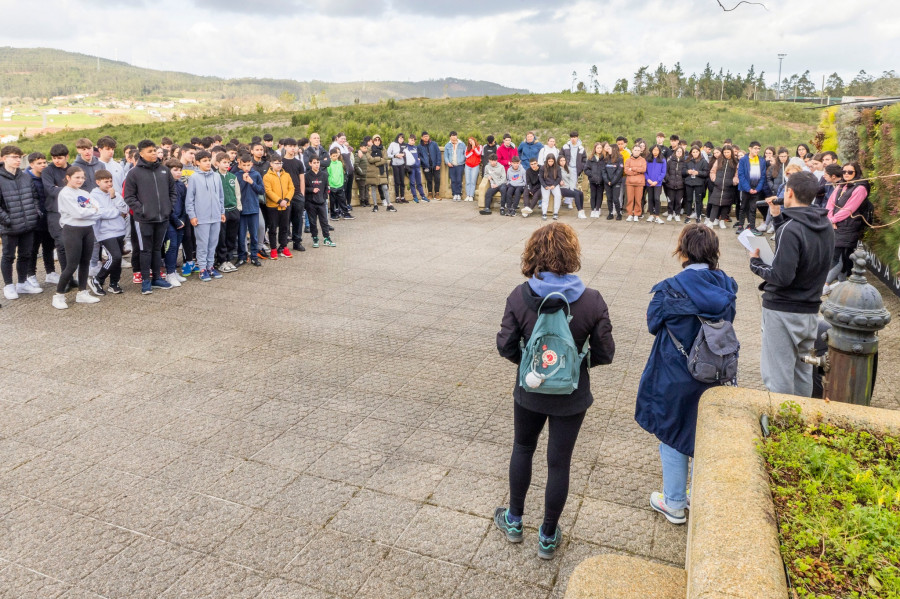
776, 53, 786, 100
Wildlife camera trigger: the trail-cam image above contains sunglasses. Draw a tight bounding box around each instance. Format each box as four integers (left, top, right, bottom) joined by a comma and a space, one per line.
842, 169, 855, 175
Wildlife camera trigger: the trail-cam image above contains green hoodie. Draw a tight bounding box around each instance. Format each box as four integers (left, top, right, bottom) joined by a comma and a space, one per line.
327, 160, 345, 189
219, 171, 241, 211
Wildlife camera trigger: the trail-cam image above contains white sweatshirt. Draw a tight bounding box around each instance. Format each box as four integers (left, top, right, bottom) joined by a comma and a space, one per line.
58, 186, 100, 227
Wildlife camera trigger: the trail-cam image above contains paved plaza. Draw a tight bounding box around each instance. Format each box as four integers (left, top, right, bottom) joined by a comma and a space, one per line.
1, 201, 898, 598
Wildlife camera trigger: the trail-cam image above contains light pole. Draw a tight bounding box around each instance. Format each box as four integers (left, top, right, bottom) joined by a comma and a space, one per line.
776, 53, 787, 100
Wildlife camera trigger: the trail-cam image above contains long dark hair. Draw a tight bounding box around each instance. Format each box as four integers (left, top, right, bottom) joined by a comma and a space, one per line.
648, 144, 665, 164
834, 161, 870, 207
715, 144, 738, 171
542, 155, 559, 180
768, 146, 790, 178
796, 143, 811, 158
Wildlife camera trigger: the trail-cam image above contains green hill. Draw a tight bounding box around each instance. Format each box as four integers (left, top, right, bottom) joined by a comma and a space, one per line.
17, 93, 822, 153
0, 47, 528, 104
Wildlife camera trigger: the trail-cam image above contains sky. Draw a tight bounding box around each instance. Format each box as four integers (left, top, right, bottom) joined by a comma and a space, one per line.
2, 0, 897, 93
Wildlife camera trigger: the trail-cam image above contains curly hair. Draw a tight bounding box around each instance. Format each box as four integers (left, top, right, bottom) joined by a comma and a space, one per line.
521, 222, 582, 278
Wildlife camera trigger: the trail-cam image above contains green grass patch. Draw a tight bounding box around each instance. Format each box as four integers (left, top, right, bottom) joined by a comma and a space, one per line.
761, 402, 900, 598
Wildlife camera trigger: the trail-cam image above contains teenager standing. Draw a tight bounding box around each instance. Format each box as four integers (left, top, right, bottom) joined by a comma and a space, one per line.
52, 166, 101, 309
464, 137, 482, 201
644, 145, 667, 223
0, 146, 41, 300
387, 134, 408, 203
602, 142, 624, 220
707, 145, 739, 230
444, 132, 466, 201
585, 142, 606, 219
664, 146, 686, 222
623, 146, 647, 221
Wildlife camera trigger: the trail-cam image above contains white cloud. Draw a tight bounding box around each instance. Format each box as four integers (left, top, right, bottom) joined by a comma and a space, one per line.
2, 0, 897, 93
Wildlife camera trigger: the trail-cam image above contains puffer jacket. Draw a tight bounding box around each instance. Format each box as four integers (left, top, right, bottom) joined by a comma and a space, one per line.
664, 157, 685, 190
366, 147, 389, 186
708, 160, 739, 207
123, 157, 176, 224
682, 157, 709, 187
0, 167, 40, 235
584, 156, 606, 186
354, 150, 370, 181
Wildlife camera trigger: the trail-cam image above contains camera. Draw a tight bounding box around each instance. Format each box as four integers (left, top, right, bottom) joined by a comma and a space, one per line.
757, 196, 784, 208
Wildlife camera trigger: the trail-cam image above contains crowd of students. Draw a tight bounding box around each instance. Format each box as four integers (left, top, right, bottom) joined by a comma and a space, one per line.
0, 128, 871, 309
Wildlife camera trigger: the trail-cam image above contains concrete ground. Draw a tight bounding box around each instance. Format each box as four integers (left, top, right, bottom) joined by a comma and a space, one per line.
1, 201, 897, 598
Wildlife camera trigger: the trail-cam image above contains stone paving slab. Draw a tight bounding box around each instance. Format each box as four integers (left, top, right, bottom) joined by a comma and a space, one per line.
0, 200, 897, 598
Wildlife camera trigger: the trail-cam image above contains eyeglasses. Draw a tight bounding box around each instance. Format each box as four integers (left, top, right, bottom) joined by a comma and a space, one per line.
842, 169, 855, 175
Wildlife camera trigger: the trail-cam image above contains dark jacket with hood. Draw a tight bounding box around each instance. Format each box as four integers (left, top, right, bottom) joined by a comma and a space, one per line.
603, 154, 624, 187
664, 156, 685, 190
27, 167, 48, 229
682, 157, 709, 187
303, 145, 331, 170
750, 206, 834, 313
497, 274, 615, 416
584, 155, 606, 186
0, 167, 41, 235
41, 161, 69, 214
635, 266, 738, 456
123, 157, 176, 224
170, 179, 187, 229
73, 155, 101, 193
417, 139, 442, 170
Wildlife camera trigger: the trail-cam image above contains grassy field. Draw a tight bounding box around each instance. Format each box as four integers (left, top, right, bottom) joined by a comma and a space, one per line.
16, 93, 823, 154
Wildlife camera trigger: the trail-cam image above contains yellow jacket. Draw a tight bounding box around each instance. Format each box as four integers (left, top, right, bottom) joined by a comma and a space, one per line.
263, 168, 295, 209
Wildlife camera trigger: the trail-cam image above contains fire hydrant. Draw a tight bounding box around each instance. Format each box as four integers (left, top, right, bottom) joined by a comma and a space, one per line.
806, 249, 892, 405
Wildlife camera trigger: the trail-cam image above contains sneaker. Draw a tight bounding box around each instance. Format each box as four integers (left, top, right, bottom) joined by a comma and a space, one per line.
542, 214, 547, 221
522, 212, 530, 218
766, 224, 775, 234
199, 270, 211, 282
166, 273, 182, 287
522, 206, 533, 215
606, 213, 614, 220
121, 260, 132, 269
342, 213, 355, 220
324, 238, 336, 247
732, 222, 741, 229
282, 248, 293, 258
210, 268, 223, 279
650, 492, 686, 524
26, 275, 40, 287
87, 277, 106, 296
45, 272, 60, 285
626, 215, 634, 222
538, 525, 562, 560
328, 225, 335, 231
735, 225, 744, 234
577, 210, 586, 219
257, 251, 269, 260
565, 202, 574, 210
493, 507, 523, 544
509, 210, 516, 217
174, 271, 187, 282
16, 281, 43, 295
616, 214, 622, 221
667, 214, 673, 221
655, 217, 664, 224
590, 210, 599, 218
3, 284, 19, 300
304, 226, 310, 233
75, 289, 100, 304
270, 249, 278, 260
151, 278, 172, 289
499, 208, 506, 216
180, 262, 193, 277
387, 205, 397, 212
646, 214, 654, 221
191, 263, 201, 273
250, 259, 262, 267
719, 220, 727, 230
108, 282, 124, 294
132, 272, 143, 284
51, 293, 68, 309
479, 209, 491, 215
750, 228, 763, 236
312, 238, 319, 248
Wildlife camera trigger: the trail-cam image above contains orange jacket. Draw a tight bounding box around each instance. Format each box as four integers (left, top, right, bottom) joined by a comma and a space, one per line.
624, 156, 647, 186
263, 168, 295, 209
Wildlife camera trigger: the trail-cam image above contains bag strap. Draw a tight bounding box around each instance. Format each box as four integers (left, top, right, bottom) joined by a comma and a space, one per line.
538, 291, 572, 321
665, 326, 689, 358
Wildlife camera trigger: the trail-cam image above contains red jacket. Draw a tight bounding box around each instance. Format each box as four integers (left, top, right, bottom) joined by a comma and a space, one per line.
465, 144, 482, 168
496, 144, 519, 170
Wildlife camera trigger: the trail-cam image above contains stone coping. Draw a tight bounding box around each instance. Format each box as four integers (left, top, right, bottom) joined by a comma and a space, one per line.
565, 387, 900, 599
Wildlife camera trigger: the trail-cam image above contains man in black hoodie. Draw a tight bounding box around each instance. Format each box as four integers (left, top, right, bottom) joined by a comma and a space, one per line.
749, 171, 833, 397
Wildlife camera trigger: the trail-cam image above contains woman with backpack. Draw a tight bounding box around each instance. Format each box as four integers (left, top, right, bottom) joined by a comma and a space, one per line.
824, 161, 870, 289
495, 222, 615, 559
635, 224, 738, 525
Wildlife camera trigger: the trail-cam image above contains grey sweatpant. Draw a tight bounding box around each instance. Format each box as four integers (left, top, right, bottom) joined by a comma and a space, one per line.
194, 222, 221, 271
760, 307, 818, 397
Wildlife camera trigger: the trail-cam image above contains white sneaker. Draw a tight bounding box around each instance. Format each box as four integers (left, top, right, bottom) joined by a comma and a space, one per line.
467, 196, 474, 202
577, 210, 587, 219
711, 219, 719, 226
766, 224, 775, 234
3, 284, 19, 300
719, 220, 727, 230
75, 290, 100, 304
521, 206, 533, 215
174, 272, 187, 283
51, 293, 68, 310
16, 281, 43, 294
666, 214, 673, 221
45, 272, 60, 285
166, 273, 182, 287
626, 215, 634, 222
655, 217, 664, 224
26, 275, 40, 287
704, 219, 713, 229
644, 214, 653, 221
650, 492, 686, 524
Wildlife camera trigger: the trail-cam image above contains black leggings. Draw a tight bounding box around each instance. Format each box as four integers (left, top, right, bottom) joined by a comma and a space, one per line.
97, 236, 124, 285
604, 183, 622, 214
560, 187, 584, 210
588, 182, 604, 211
391, 165, 406, 199
686, 186, 705, 218
709, 204, 729, 221
645, 186, 662, 215
508, 401, 586, 535
57, 225, 94, 293
665, 187, 685, 215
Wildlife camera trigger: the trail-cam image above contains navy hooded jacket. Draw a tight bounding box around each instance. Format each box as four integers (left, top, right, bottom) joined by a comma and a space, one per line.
635, 266, 738, 456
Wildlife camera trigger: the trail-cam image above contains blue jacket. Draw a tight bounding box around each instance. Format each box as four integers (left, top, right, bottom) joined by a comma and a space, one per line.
185, 168, 224, 224
634, 266, 738, 456
170, 179, 187, 228
645, 159, 666, 187
236, 169, 264, 215
517, 140, 544, 165
418, 140, 442, 169
738, 154, 767, 194
443, 140, 466, 166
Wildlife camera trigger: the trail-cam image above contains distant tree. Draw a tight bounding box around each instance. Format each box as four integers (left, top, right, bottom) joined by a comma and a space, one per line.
871, 70, 900, 96
571, 70, 578, 92
824, 73, 845, 97
846, 70, 874, 96
632, 66, 649, 95
278, 91, 296, 106
612, 78, 629, 94
576, 81, 587, 93
796, 70, 817, 97
589, 65, 600, 94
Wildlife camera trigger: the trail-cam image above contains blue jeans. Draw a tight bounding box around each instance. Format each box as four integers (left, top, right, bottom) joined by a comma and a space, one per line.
659, 443, 690, 510
164, 224, 185, 274
407, 167, 425, 199
464, 165, 480, 197
449, 165, 464, 196
238, 212, 259, 260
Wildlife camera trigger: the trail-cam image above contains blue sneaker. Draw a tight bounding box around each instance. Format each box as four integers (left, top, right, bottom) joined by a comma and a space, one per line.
538, 525, 562, 560
151, 278, 172, 289
180, 262, 193, 277
209, 267, 223, 279
199, 270, 211, 282
141, 280, 152, 295
191, 263, 201, 273
493, 507, 523, 544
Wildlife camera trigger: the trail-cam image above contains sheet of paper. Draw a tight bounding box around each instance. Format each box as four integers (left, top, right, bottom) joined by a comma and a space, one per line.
738, 229, 775, 265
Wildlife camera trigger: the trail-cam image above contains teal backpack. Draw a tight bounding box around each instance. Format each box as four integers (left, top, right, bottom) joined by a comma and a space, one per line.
518, 291, 590, 395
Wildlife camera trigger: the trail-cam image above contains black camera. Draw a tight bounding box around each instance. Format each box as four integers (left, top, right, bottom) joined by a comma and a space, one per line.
757, 196, 783, 208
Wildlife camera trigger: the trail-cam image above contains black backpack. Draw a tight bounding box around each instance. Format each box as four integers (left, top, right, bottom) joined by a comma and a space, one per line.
666, 317, 740, 385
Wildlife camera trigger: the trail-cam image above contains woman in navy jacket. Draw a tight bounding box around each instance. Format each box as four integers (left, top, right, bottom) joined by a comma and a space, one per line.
635, 224, 737, 525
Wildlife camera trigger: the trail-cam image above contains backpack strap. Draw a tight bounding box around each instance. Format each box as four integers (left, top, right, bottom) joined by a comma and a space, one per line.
538, 291, 572, 321
665, 326, 689, 358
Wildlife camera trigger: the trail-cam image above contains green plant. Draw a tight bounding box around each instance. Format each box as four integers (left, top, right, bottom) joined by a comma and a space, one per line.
761, 403, 900, 598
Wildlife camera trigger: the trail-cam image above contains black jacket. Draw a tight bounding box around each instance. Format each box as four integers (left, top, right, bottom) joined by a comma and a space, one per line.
750, 206, 834, 313
0, 167, 40, 235
303, 169, 328, 205
525, 167, 541, 190
41, 162, 69, 213
584, 156, 606, 185
664, 157, 685, 190
682, 157, 709, 187
497, 282, 615, 416
603, 156, 623, 187
27, 168, 47, 229
830, 182, 869, 249
123, 158, 176, 224
303, 145, 331, 170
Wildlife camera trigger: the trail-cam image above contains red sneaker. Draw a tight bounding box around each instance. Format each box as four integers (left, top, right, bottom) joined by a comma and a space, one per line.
282, 247, 293, 258
132, 272, 142, 284
270, 249, 278, 260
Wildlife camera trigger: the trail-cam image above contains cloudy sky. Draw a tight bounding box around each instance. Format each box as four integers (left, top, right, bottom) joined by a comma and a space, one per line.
2, 0, 897, 93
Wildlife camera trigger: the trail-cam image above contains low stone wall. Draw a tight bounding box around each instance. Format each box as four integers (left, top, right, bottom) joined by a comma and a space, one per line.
565, 387, 900, 599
